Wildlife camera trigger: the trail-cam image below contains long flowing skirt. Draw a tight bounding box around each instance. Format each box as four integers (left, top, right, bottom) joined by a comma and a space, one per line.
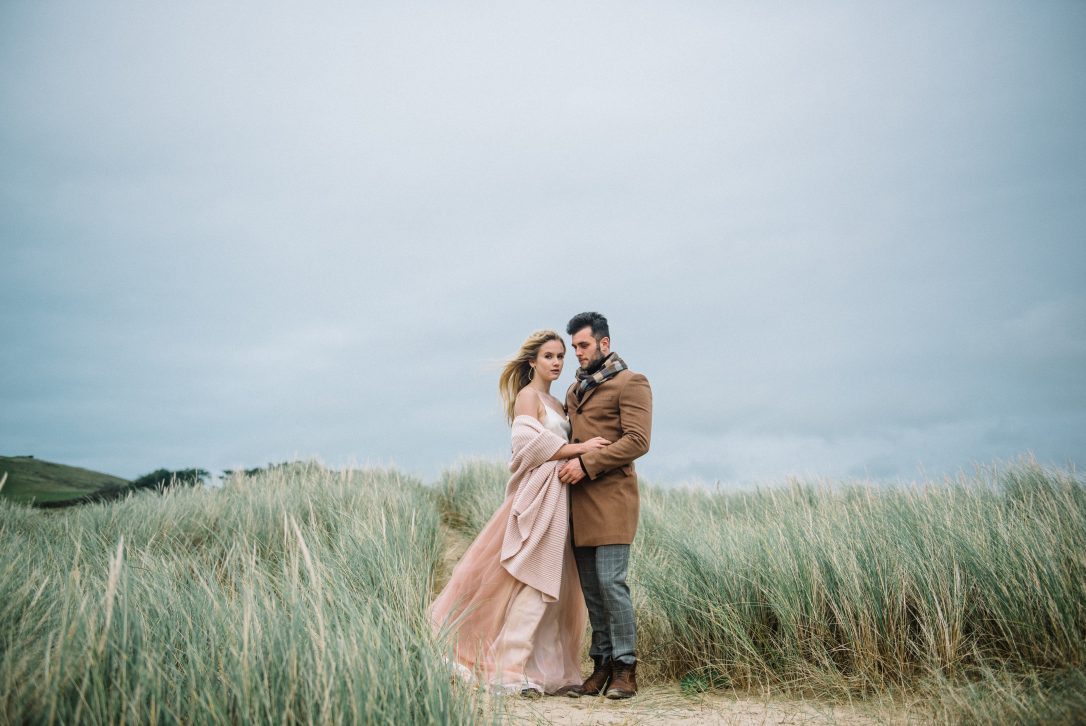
430, 493, 587, 694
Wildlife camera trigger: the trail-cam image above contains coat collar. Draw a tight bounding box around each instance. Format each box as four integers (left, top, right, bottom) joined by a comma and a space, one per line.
568, 371, 618, 411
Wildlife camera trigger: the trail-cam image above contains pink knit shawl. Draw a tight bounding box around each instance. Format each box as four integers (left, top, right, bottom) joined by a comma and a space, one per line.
500, 414, 570, 602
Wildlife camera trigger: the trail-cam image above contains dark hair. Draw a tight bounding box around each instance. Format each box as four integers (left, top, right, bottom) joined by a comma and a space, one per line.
566, 312, 609, 341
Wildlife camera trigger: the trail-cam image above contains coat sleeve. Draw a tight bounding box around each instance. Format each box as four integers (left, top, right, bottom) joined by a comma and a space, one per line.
580, 373, 652, 480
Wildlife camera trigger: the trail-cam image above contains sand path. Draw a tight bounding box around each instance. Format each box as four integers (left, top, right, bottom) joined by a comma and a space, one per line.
498, 684, 904, 725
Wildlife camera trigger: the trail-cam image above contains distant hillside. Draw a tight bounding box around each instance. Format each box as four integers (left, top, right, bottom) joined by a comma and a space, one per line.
0, 456, 131, 505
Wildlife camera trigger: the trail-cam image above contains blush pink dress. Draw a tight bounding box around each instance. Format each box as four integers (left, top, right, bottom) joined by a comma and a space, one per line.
430, 404, 587, 694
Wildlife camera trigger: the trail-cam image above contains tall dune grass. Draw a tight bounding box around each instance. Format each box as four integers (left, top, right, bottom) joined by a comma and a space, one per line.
4, 455, 1082, 723
0, 463, 482, 725
433, 459, 507, 538
436, 457, 1086, 721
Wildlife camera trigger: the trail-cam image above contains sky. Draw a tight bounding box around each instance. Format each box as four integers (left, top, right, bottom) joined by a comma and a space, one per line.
2, 1, 1084, 487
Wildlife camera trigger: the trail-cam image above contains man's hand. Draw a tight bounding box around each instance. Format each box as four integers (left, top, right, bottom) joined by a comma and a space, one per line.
559, 458, 587, 485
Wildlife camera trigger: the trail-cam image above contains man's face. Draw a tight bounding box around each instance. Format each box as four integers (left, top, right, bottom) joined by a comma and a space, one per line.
571, 326, 609, 370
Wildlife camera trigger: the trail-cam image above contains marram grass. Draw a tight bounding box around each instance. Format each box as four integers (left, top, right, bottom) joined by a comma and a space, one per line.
636, 463, 1086, 684
0, 463, 485, 725
441, 456, 1085, 723
3, 456, 1083, 724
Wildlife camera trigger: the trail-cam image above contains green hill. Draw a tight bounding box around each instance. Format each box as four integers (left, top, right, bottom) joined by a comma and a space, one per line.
0, 456, 131, 505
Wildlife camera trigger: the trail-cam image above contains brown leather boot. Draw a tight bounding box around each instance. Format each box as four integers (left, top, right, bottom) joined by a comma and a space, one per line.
565, 658, 612, 698
605, 661, 637, 699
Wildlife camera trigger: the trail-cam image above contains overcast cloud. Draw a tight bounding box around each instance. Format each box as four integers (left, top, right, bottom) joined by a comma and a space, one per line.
2, 1, 1083, 486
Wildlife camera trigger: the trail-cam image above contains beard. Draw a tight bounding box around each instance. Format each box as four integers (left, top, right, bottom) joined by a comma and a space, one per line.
583, 345, 607, 374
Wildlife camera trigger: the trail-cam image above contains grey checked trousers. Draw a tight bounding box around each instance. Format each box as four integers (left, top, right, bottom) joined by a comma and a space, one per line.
573, 544, 636, 665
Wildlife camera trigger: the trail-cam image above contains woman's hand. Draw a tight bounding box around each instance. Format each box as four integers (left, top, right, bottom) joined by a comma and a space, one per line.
549, 437, 612, 463
578, 437, 610, 455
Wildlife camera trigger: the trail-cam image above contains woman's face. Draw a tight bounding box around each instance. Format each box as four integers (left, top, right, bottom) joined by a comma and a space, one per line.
532, 339, 566, 383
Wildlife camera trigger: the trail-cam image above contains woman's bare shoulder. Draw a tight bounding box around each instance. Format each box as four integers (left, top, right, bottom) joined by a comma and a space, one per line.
515, 386, 539, 401
514, 387, 544, 419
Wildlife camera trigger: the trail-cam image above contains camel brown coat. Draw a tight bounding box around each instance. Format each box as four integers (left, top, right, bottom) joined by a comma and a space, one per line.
565, 367, 652, 547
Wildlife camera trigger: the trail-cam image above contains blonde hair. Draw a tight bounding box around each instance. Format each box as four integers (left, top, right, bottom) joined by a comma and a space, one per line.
499, 330, 565, 424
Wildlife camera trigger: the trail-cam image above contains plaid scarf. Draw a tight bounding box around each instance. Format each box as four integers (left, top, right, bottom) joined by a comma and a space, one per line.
574, 352, 627, 402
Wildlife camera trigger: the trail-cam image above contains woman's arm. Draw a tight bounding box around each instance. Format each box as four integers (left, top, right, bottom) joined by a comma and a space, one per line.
516, 389, 609, 461
548, 437, 610, 461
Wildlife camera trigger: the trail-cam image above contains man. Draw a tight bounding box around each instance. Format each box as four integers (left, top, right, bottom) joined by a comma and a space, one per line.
558, 311, 652, 699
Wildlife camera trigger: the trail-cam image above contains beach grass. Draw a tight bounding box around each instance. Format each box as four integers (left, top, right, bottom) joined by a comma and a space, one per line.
3, 455, 1082, 724
0, 462, 484, 725
439, 456, 1086, 723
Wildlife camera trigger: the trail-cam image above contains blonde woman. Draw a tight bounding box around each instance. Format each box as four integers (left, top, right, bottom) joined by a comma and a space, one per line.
429, 330, 608, 697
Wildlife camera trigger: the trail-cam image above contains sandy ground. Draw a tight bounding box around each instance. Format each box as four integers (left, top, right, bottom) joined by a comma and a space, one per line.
495, 684, 908, 725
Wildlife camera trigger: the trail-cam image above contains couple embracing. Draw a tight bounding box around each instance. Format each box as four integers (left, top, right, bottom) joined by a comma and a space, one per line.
430, 311, 652, 699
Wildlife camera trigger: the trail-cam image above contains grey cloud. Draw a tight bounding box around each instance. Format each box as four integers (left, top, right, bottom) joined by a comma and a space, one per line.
2, 1, 1084, 484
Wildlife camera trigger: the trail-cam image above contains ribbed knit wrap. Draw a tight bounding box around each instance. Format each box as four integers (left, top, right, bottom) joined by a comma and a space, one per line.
500, 414, 570, 602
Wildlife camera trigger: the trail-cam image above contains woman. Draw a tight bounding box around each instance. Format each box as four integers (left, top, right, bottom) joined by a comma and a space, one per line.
429, 330, 607, 697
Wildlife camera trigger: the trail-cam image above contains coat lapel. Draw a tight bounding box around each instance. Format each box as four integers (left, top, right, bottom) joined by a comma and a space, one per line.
573, 377, 607, 411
